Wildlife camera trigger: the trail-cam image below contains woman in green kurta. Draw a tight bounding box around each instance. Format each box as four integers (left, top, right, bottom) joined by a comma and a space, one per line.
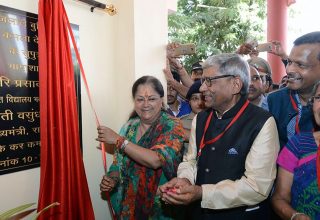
97, 76, 185, 220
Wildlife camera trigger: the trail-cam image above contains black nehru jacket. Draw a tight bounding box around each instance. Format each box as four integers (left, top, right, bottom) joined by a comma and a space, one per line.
191, 96, 273, 220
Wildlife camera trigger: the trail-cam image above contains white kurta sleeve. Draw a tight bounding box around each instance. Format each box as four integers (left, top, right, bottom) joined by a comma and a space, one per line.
177, 115, 198, 184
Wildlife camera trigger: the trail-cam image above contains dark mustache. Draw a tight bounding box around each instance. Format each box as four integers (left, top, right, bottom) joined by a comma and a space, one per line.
249, 85, 257, 91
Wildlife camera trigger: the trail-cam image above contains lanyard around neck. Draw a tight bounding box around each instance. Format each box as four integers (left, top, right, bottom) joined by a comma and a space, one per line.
289, 93, 300, 134
198, 100, 250, 157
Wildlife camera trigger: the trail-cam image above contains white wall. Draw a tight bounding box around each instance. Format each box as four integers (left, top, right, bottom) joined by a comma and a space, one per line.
0, 0, 174, 220
168, 0, 178, 14
0, 0, 41, 216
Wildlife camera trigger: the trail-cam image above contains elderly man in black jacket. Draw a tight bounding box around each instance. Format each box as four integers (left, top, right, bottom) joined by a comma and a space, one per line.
160, 53, 280, 220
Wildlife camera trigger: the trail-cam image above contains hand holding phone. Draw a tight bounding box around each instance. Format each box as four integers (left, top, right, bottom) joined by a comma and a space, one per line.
268, 41, 288, 59
256, 43, 273, 52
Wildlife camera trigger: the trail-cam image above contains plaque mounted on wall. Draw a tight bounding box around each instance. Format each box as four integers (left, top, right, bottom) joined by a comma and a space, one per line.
0, 5, 81, 175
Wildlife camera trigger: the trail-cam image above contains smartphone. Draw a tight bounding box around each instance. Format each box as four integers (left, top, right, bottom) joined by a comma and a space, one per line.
256, 43, 272, 52
173, 43, 196, 57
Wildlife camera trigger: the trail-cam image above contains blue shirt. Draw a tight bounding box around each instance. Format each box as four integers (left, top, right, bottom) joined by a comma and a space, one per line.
167, 100, 191, 118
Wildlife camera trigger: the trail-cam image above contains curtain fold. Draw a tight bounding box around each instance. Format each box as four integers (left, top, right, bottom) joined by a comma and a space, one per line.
37, 0, 95, 219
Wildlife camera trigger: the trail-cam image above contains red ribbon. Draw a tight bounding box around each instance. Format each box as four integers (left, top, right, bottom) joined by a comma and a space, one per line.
198, 100, 250, 157
62, 6, 117, 220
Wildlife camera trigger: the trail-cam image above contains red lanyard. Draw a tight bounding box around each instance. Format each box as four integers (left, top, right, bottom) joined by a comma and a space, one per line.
289, 94, 300, 134
198, 100, 250, 157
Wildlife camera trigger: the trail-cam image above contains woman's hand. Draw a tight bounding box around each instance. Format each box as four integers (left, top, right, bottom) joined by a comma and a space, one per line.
292, 213, 311, 220
100, 175, 118, 192
96, 126, 119, 145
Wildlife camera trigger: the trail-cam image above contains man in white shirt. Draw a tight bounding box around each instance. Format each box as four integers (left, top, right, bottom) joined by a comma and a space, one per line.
160, 53, 280, 220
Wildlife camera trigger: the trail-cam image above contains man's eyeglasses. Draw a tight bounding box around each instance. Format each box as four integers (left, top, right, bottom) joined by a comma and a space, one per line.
200, 74, 234, 87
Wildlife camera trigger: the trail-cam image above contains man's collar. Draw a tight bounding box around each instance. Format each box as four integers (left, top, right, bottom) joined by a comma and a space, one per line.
213, 95, 247, 119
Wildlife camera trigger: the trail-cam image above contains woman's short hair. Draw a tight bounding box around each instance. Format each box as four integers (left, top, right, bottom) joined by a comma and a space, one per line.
132, 75, 164, 98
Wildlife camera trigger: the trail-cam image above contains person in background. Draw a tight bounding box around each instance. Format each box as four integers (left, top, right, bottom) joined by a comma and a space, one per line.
271, 81, 320, 220
180, 80, 204, 143
248, 65, 266, 106
167, 82, 192, 118
190, 61, 203, 81
160, 53, 279, 220
164, 64, 190, 99
164, 43, 195, 99
248, 57, 273, 94
263, 31, 320, 149
279, 75, 288, 89
97, 75, 185, 219
236, 43, 274, 94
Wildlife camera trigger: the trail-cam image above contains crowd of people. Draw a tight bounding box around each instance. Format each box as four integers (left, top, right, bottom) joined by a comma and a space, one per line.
97, 31, 320, 220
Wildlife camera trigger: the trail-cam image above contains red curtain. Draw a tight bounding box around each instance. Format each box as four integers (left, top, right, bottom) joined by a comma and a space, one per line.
37, 0, 95, 219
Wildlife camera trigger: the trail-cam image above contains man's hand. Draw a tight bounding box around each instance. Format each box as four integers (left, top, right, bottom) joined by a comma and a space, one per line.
167, 42, 180, 58
159, 177, 191, 192
159, 178, 202, 205
268, 40, 288, 60
161, 184, 202, 205
166, 42, 184, 70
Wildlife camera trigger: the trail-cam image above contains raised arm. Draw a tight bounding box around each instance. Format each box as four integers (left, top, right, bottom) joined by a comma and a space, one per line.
167, 43, 194, 87
163, 58, 190, 99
